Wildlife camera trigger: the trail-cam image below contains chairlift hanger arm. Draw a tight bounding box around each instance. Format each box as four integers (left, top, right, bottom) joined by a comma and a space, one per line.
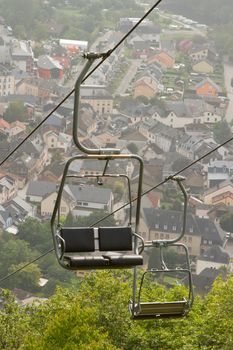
73, 52, 120, 155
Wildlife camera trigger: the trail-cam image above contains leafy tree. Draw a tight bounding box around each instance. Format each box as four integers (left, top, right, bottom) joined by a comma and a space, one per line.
4, 101, 27, 123
17, 218, 53, 251
213, 120, 232, 144
127, 142, 138, 154
219, 212, 233, 233
0, 235, 38, 277
0, 289, 31, 350
6, 262, 41, 292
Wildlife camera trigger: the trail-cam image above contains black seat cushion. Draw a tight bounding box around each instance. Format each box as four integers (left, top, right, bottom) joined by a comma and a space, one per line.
99, 226, 133, 251
103, 254, 143, 266
60, 227, 95, 253
65, 256, 108, 268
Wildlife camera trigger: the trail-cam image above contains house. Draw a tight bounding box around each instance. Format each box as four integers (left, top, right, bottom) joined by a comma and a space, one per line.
203, 180, 233, 206
4, 195, 37, 219
141, 208, 222, 257
133, 75, 159, 99
11, 40, 34, 73
133, 40, 152, 59
0, 118, 10, 133
59, 39, 88, 56
207, 160, 233, 187
176, 135, 222, 162
154, 99, 222, 129
8, 121, 26, 140
51, 46, 71, 70
0, 204, 13, 229
0, 175, 18, 204
41, 190, 71, 217
80, 85, 113, 115
43, 112, 66, 133
196, 245, 230, 274
148, 50, 175, 69
178, 40, 192, 54
0, 67, 15, 96
41, 184, 114, 217
192, 59, 214, 74
16, 77, 57, 103
192, 267, 226, 295
26, 181, 57, 203
78, 104, 98, 136
39, 161, 65, 183
0, 36, 11, 65
195, 78, 221, 97
189, 45, 217, 62
43, 130, 72, 152
37, 55, 63, 80
139, 120, 180, 153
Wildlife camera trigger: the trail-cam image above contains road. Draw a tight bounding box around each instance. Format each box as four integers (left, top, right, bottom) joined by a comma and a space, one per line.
114, 59, 141, 96
223, 63, 233, 123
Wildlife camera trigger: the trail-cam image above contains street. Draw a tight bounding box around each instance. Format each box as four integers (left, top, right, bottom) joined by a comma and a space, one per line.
114, 59, 141, 96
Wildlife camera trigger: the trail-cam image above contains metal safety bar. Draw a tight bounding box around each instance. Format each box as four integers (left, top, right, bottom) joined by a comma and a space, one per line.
151, 175, 188, 246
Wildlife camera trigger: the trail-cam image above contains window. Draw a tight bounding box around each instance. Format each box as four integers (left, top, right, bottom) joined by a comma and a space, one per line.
172, 225, 176, 231
155, 223, 159, 229
208, 240, 212, 245
203, 239, 207, 244
164, 224, 167, 230
83, 202, 88, 206
189, 226, 193, 233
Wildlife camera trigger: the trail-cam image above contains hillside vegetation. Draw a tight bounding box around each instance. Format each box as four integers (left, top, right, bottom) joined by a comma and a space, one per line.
1, 271, 233, 349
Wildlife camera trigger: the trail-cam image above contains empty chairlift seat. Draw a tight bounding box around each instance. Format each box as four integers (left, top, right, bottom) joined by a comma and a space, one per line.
59, 226, 143, 269
131, 299, 189, 319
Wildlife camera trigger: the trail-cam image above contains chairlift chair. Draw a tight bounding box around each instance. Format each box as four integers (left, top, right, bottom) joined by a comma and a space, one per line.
51, 52, 145, 269
51, 155, 144, 270
130, 176, 194, 319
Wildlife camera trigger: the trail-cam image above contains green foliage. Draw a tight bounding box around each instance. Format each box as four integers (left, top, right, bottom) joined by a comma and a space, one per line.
0, 289, 31, 350
127, 142, 138, 154
220, 212, 233, 233
3, 271, 233, 349
213, 120, 232, 144
7, 263, 41, 292
4, 101, 27, 123
17, 218, 52, 252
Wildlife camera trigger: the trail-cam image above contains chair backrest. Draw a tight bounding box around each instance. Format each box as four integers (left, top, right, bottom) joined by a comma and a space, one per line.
99, 226, 133, 251
60, 227, 95, 253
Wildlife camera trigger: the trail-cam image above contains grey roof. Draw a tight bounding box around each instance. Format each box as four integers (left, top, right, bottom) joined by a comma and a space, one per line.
165, 101, 188, 117
143, 208, 222, 243
196, 217, 222, 244
144, 208, 200, 236
37, 55, 62, 70
80, 85, 112, 99
65, 184, 112, 204
26, 181, 56, 197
